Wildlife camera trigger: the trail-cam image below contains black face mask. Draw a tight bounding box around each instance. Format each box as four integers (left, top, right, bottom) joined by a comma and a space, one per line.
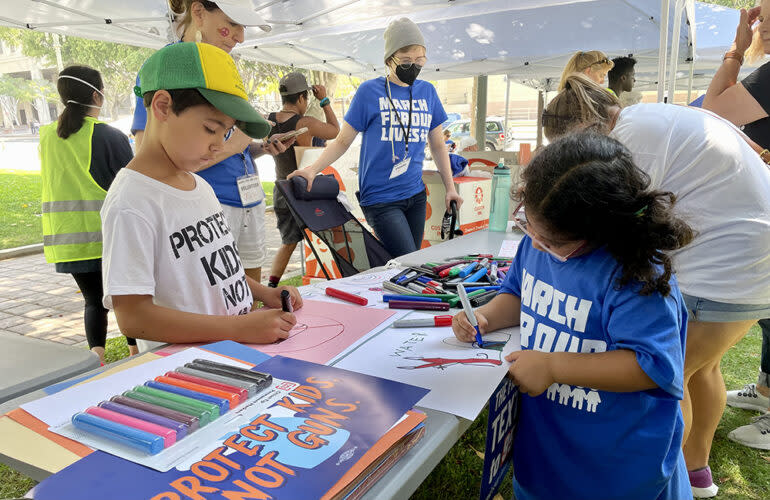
395, 64, 421, 85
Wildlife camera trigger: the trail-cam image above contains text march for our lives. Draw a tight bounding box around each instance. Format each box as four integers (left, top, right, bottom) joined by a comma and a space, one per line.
32, 356, 428, 500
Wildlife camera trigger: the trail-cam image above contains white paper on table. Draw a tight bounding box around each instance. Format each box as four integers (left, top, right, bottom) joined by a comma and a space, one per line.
299, 268, 404, 309
330, 313, 521, 420
498, 239, 520, 259
22, 348, 253, 427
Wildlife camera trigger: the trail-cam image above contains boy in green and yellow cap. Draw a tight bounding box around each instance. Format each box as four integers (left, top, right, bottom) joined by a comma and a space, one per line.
101, 42, 302, 351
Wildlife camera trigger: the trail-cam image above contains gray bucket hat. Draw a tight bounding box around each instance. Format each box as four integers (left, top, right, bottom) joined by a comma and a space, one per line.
383, 18, 425, 63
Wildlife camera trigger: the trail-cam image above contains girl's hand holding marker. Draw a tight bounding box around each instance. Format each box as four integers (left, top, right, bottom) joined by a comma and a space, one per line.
451, 309, 489, 344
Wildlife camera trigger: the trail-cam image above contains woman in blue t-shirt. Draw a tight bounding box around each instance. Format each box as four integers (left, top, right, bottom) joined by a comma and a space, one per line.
289, 18, 463, 257
131, 1, 294, 284
453, 132, 693, 500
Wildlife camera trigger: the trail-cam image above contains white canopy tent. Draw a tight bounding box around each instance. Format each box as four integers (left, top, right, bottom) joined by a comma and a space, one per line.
2, 0, 698, 82
1, 0, 751, 147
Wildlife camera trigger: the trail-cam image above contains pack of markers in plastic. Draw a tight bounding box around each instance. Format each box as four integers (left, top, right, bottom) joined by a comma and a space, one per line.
382, 254, 513, 311
70, 359, 272, 456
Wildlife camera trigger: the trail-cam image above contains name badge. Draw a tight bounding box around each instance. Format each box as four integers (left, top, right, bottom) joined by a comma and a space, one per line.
237, 173, 264, 206
389, 157, 410, 179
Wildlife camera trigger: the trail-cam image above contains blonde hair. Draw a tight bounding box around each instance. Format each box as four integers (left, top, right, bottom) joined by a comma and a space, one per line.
559, 51, 614, 91
543, 73, 620, 140
745, 0, 768, 65
168, 0, 219, 38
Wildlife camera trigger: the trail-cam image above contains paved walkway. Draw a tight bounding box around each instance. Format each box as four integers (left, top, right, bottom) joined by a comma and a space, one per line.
0, 209, 302, 348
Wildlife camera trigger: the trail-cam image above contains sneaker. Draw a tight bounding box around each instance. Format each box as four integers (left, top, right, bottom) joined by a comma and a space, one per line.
727, 413, 770, 450
689, 466, 719, 498
727, 383, 770, 412
267, 281, 278, 288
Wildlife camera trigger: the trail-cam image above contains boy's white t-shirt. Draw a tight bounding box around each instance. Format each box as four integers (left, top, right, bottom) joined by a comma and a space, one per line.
101, 169, 254, 351
610, 103, 770, 304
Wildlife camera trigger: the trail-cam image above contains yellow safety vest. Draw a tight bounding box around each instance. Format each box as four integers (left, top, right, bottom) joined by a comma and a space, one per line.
40, 117, 106, 263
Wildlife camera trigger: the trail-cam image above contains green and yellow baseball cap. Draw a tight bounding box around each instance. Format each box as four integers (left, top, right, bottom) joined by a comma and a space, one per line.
135, 42, 270, 139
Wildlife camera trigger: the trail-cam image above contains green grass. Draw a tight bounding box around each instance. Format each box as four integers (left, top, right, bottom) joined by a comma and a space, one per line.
0, 463, 35, 499
0, 173, 275, 252
1, 320, 767, 499
0, 170, 42, 250
707, 325, 770, 500
262, 181, 274, 207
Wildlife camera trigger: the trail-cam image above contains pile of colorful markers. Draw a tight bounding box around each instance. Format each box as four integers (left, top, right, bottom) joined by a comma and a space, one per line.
382, 254, 512, 312
70, 359, 272, 455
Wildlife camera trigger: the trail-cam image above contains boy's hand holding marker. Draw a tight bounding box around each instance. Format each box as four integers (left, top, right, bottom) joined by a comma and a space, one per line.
260, 285, 303, 312
239, 309, 294, 344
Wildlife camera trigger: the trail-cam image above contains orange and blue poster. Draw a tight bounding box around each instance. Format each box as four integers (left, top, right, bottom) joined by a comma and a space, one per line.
33, 355, 428, 500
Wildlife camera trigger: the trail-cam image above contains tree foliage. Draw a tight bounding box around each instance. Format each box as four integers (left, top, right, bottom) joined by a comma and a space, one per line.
701, 0, 757, 9
0, 27, 152, 119
0, 74, 57, 125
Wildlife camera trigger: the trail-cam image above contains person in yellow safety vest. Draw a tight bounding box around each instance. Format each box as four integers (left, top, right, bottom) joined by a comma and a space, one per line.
40, 65, 138, 363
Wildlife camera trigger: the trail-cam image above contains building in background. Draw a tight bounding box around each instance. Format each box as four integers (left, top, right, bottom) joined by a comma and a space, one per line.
0, 39, 60, 132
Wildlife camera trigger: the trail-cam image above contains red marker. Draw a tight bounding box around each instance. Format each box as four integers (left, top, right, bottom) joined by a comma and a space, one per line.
392, 315, 453, 328
325, 287, 368, 306
164, 371, 248, 403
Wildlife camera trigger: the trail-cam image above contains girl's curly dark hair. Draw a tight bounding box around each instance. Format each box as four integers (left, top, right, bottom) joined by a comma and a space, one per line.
521, 132, 695, 296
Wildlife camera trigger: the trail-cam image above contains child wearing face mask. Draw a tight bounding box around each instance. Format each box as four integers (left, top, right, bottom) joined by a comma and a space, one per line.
288, 18, 463, 258
39, 65, 138, 363
452, 132, 693, 500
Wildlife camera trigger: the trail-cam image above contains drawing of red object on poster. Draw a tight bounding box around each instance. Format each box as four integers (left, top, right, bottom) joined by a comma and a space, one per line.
398, 355, 503, 369
332, 322, 520, 420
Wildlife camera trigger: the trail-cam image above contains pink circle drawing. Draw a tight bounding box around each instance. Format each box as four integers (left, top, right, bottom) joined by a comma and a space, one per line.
256, 315, 345, 354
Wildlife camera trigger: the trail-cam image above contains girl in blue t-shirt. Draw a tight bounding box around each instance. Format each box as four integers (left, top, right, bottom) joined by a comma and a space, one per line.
288, 18, 463, 257
453, 132, 693, 500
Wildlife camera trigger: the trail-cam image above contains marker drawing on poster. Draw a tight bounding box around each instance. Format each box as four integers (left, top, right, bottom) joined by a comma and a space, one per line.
331, 314, 521, 420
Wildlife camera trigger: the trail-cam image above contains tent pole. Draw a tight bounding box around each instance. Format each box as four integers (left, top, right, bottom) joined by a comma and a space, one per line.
503, 76, 511, 151
657, 0, 670, 102
667, 0, 684, 104
687, 53, 694, 103
536, 90, 544, 149
475, 75, 488, 151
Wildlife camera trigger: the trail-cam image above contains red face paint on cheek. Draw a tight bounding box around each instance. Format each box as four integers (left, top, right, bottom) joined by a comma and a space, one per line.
218, 27, 230, 37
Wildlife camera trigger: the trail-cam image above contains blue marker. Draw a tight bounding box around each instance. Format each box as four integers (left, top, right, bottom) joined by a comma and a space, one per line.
457, 262, 478, 279
72, 412, 164, 455
464, 267, 488, 283
144, 381, 229, 415
457, 284, 483, 347
382, 294, 443, 303
396, 271, 418, 284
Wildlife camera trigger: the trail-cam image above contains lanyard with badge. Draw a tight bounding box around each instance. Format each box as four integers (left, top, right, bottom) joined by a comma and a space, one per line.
385, 79, 413, 179
236, 148, 265, 206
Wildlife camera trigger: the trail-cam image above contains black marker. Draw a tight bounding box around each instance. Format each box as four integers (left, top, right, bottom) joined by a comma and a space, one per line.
280, 290, 293, 312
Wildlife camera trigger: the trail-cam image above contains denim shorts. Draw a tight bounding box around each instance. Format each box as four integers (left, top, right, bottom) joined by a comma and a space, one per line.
682, 294, 770, 323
